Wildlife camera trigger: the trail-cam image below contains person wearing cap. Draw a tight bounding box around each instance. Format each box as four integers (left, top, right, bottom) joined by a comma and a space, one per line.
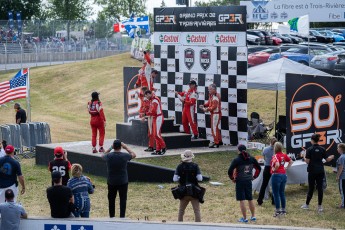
101, 139, 136, 218
0, 189, 27, 230
47, 171, 74, 218
48, 146, 71, 186
228, 145, 261, 223
0, 145, 25, 204
67, 164, 94, 218
199, 84, 222, 148
14, 103, 27, 124
88, 91, 106, 153
173, 150, 203, 222
145, 90, 167, 155
175, 80, 199, 139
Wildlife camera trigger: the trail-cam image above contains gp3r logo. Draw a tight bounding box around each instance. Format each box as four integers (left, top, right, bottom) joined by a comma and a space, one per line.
155, 15, 176, 24
290, 82, 342, 150
218, 14, 244, 24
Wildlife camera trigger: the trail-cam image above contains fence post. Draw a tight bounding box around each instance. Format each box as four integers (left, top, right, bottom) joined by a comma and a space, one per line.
19, 42, 23, 69
4, 44, 7, 70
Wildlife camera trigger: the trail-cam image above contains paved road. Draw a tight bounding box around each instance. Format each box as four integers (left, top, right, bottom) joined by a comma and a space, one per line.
0, 61, 80, 71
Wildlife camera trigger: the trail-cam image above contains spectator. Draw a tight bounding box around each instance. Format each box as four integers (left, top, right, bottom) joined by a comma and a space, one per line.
0, 189, 27, 230
336, 143, 345, 209
301, 134, 334, 212
48, 147, 71, 186
14, 103, 27, 124
257, 137, 277, 206
173, 150, 203, 222
0, 140, 6, 157
271, 142, 293, 217
0, 145, 25, 204
47, 171, 74, 218
101, 139, 136, 218
67, 164, 94, 217
228, 145, 261, 223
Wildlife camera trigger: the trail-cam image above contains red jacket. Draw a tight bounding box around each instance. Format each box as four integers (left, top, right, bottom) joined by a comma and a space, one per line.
178, 88, 198, 108
147, 96, 163, 117
204, 93, 221, 115
88, 100, 106, 122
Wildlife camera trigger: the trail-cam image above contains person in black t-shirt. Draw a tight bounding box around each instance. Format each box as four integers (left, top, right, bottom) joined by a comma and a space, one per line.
301, 134, 334, 212
14, 103, 26, 124
48, 147, 71, 186
101, 139, 136, 218
47, 171, 74, 218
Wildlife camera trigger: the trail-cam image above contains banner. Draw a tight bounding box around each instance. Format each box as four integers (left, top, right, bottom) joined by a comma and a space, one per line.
179, 46, 217, 74
8, 11, 14, 29
241, 0, 345, 22
286, 74, 345, 163
16, 12, 22, 33
154, 6, 246, 32
123, 67, 142, 122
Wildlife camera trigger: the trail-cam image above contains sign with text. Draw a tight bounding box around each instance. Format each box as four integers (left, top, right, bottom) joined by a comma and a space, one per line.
286, 74, 345, 163
154, 6, 246, 32
123, 67, 142, 122
241, 0, 345, 22
179, 46, 217, 74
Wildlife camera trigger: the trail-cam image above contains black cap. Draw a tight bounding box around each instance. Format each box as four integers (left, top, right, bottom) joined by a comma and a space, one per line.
91, 91, 99, 97
238, 144, 246, 152
113, 139, 121, 149
51, 171, 62, 179
189, 80, 197, 86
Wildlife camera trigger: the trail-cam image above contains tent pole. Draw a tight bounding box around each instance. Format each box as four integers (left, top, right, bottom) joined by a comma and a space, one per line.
274, 89, 278, 136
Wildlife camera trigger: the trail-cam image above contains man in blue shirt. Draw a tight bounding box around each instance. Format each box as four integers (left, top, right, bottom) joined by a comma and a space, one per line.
0, 189, 27, 230
0, 145, 26, 203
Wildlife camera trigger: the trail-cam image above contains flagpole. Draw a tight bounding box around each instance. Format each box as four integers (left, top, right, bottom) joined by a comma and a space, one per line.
26, 68, 31, 122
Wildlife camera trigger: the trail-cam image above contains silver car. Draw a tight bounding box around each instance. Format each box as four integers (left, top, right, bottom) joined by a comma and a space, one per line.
310, 50, 345, 74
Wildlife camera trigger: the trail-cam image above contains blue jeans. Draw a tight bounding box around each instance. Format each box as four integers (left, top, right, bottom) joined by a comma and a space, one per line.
73, 195, 91, 218
271, 174, 287, 210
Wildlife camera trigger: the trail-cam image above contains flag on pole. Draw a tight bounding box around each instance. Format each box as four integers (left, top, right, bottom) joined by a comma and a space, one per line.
0, 69, 28, 105
121, 15, 150, 38
278, 24, 291, 35
288, 15, 309, 35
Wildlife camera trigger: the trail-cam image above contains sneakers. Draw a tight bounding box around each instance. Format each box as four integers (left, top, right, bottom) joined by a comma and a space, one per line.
92, 148, 98, 154
301, 204, 309, 210
250, 216, 257, 221
144, 147, 154, 152
280, 210, 287, 216
238, 217, 248, 223
193, 135, 198, 139
318, 205, 323, 213
273, 211, 281, 217
209, 143, 219, 148
161, 148, 167, 155
99, 147, 105, 153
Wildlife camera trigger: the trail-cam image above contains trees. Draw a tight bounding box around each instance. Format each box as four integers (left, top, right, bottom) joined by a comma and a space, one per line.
160, 0, 166, 7
194, 0, 237, 7
96, 0, 147, 20
0, 0, 41, 20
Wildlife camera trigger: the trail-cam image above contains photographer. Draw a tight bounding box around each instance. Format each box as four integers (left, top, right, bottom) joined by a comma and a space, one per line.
173, 150, 203, 222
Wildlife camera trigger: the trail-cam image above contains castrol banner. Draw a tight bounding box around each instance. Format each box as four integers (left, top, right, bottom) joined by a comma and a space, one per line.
286, 74, 345, 163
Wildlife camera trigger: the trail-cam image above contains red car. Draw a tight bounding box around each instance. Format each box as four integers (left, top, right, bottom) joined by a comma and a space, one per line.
248, 48, 279, 67
272, 36, 282, 45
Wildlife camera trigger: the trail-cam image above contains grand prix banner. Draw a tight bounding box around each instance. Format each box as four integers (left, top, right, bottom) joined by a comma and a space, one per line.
286, 74, 345, 162
123, 67, 141, 122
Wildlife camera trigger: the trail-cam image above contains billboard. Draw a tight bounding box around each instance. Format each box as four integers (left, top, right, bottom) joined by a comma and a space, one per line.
241, 0, 345, 22
286, 74, 345, 163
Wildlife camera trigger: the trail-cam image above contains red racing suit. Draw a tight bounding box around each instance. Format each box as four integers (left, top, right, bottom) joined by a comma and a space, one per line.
135, 72, 155, 91
138, 92, 150, 118
204, 93, 222, 145
177, 88, 198, 136
146, 96, 166, 151
88, 100, 106, 148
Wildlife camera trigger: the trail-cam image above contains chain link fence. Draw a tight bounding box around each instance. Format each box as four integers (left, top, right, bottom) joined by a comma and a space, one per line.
0, 20, 133, 70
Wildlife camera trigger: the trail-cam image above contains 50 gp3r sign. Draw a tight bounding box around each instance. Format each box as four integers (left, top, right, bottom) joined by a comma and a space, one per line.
286, 74, 344, 162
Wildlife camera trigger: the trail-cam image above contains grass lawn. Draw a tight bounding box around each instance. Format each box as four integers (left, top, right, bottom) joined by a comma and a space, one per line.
1, 54, 341, 228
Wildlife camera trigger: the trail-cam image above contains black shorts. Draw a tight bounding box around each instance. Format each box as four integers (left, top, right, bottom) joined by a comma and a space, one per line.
236, 180, 253, 201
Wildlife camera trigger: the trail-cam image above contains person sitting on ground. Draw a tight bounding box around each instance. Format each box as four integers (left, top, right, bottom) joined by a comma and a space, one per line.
47, 171, 74, 218
48, 146, 71, 186
67, 164, 94, 218
173, 150, 204, 222
0, 189, 27, 230
228, 145, 261, 223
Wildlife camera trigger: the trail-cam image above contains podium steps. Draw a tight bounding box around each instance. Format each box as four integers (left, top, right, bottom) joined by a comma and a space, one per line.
116, 118, 210, 149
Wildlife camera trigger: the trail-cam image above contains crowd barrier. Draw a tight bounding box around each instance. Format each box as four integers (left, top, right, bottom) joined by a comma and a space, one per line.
0, 122, 51, 151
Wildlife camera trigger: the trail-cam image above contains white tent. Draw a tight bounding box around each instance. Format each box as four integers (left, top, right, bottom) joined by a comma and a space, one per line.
247, 58, 332, 91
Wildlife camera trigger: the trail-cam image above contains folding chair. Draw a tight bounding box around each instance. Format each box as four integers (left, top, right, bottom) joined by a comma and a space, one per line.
275, 115, 286, 143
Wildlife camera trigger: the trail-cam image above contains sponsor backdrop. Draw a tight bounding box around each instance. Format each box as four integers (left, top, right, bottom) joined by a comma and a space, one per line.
123, 67, 142, 122
153, 6, 247, 145
286, 74, 345, 164
241, 0, 345, 22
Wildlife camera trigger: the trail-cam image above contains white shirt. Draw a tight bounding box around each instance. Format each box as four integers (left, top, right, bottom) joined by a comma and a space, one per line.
0, 148, 5, 158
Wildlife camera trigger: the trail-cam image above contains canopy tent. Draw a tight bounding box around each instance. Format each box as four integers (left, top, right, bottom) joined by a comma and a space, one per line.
246, 58, 332, 132
247, 58, 331, 91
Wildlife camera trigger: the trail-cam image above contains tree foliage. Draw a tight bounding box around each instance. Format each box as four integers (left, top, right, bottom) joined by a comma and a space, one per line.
160, 0, 166, 7
0, 0, 42, 20
96, 0, 147, 20
47, 0, 92, 20
194, 0, 239, 7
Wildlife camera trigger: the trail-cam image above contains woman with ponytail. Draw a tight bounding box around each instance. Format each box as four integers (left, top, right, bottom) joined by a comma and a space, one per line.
228, 145, 261, 223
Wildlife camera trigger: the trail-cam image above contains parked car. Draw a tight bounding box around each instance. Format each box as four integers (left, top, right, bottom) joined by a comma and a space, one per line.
248, 47, 291, 67
272, 36, 282, 45
268, 46, 333, 65
258, 30, 274, 45
331, 29, 345, 37
292, 33, 317, 42
248, 46, 270, 54
310, 50, 344, 74
247, 34, 261, 45
333, 42, 345, 49
309, 30, 334, 43
247, 30, 268, 45
334, 52, 345, 75
271, 32, 292, 43
299, 42, 343, 51
281, 34, 303, 44
318, 30, 345, 42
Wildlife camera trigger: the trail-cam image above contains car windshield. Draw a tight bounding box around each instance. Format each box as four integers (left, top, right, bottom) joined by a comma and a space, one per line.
285, 47, 308, 54
311, 30, 321, 36
259, 48, 278, 54
311, 49, 330, 55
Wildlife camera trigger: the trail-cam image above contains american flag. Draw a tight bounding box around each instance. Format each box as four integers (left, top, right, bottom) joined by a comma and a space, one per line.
0, 68, 28, 105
